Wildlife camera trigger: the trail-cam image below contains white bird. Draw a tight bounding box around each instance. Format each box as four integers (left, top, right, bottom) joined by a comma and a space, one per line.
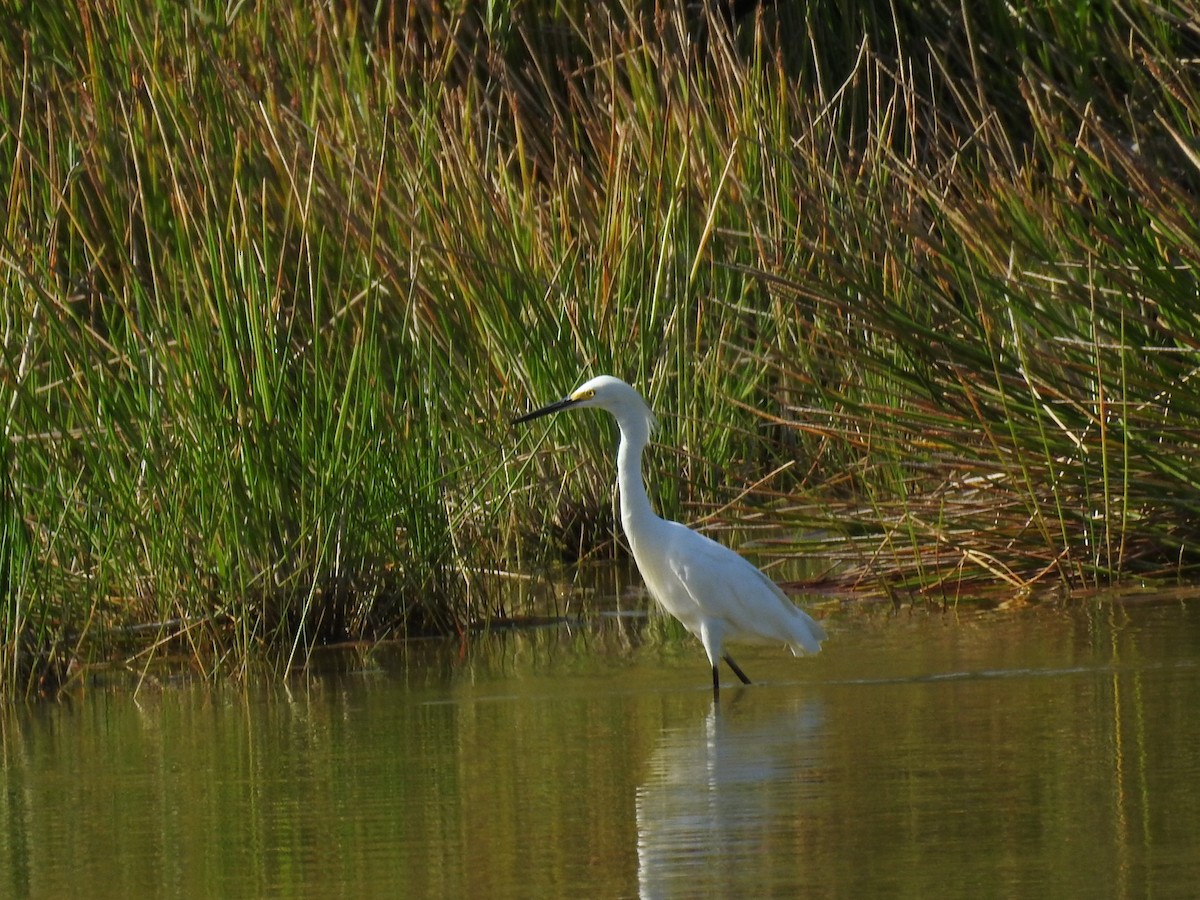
514, 375, 826, 698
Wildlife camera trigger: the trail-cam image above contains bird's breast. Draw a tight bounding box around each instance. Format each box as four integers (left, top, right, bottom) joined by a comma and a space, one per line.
627, 543, 706, 635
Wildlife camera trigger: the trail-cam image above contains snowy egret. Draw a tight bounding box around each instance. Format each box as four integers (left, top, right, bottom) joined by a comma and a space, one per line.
513, 375, 826, 698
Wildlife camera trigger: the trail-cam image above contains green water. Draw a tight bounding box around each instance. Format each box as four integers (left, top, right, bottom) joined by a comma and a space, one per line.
3, 590, 1200, 898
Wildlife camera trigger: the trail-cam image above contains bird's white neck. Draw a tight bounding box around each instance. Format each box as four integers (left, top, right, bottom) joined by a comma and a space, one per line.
616, 419, 657, 533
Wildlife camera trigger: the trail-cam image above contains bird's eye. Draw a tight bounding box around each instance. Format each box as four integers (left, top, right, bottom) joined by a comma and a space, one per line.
577, 389, 595, 400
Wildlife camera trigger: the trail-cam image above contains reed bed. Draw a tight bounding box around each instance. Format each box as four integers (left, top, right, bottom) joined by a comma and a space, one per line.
3, 0, 1199, 693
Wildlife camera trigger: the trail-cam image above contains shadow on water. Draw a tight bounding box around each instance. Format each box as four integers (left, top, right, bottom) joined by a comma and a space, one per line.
3, 575, 1200, 897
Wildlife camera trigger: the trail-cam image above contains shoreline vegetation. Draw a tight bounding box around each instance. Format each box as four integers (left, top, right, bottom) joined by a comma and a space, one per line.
4, 1, 1200, 695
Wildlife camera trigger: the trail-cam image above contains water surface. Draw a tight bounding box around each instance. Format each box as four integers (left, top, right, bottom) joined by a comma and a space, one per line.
3, 588, 1200, 897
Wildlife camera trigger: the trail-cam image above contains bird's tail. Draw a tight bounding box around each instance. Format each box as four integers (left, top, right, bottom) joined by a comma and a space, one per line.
788, 612, 826, 657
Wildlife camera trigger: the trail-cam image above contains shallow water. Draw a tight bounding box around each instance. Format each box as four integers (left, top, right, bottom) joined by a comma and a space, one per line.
4, 587, 1200, 897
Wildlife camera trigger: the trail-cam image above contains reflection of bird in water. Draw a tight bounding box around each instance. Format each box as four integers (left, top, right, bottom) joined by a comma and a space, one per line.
636, 696, 826, 898
514, 376, 826, 698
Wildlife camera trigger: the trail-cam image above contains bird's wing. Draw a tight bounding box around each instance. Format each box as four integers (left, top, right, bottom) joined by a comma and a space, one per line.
665, 526, 825, 650
665, 529, 782, 626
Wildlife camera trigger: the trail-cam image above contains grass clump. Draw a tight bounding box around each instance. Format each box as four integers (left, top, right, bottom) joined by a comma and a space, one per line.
3, 0, 1200, 693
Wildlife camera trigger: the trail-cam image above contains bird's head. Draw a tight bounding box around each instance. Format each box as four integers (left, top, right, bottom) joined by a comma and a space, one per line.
513, 375, 658, 440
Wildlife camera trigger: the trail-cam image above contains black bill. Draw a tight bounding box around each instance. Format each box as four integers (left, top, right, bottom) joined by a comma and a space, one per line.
512, 395, 579, 425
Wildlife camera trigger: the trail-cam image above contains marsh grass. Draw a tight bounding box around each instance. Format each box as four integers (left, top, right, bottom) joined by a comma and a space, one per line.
3, 0, 1200, 693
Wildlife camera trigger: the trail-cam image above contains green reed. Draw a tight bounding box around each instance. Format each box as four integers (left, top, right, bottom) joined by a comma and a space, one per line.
3, 1, 1200, 693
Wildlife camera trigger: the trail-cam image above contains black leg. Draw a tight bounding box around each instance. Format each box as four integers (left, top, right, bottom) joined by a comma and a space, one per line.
712, 664, 720, 700
723, 654, 752, 685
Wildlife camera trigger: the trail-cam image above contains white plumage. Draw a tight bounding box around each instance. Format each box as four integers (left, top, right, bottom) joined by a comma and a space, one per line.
514, 375, 826, 697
